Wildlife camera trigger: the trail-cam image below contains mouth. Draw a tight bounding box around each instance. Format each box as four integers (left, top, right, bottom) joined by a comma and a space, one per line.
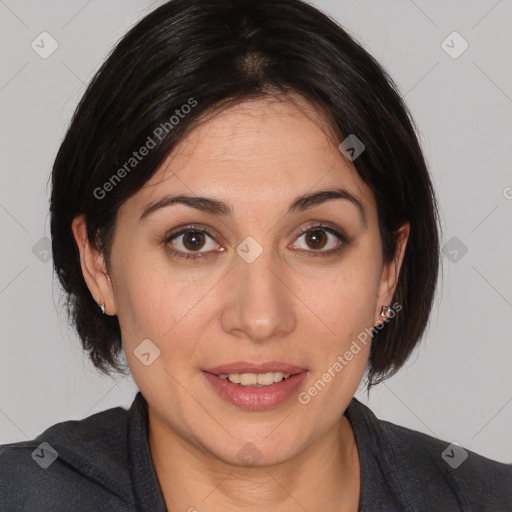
203, 361, 307, 386
202, 361, 308, 411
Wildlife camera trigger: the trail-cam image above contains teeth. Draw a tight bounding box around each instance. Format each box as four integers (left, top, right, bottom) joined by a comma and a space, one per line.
217, 371, 292, 386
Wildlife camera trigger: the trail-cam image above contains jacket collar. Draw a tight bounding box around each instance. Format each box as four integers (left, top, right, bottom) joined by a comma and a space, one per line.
345, 396, 473, 511
127, 392, 168, 511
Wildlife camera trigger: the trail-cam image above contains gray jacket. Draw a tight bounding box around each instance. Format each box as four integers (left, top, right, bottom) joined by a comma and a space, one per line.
1, 392, 511, 511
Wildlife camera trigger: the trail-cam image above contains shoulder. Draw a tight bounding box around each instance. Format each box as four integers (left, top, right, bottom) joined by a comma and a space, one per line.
0, 404, 135, 512
348, 398, 512, 510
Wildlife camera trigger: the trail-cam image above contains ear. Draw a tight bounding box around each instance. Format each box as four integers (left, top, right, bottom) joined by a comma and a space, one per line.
374, 222, 410, 325
71, 214, 117, 316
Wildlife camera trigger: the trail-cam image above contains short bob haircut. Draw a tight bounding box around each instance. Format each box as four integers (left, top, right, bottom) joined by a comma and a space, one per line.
50, 0, 441, 390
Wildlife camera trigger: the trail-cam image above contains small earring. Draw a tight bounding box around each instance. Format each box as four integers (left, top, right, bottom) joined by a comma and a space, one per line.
99, 303, 106, 315
380, 305, 391, 318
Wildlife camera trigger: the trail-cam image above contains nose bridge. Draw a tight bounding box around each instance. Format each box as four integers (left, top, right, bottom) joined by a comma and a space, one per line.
222, 235, 296, 341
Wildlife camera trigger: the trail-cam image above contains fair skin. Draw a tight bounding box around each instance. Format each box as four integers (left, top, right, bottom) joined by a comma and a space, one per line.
72, 95, 409, 512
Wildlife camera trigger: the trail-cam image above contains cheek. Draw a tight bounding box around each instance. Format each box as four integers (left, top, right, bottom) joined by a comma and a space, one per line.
300, 255, 381, 342
112, 249, 214, 359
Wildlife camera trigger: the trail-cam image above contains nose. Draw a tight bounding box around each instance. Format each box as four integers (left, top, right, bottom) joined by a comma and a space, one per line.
220, 243, 297, 343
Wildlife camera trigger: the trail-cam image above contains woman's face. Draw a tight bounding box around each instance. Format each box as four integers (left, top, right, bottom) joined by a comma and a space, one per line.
75, 96, 408, 466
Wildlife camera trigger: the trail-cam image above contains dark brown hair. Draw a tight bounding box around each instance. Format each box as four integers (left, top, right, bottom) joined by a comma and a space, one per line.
50, 0, 441, 390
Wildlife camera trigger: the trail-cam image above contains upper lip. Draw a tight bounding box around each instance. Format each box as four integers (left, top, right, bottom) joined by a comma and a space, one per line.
203, 361, 307, 375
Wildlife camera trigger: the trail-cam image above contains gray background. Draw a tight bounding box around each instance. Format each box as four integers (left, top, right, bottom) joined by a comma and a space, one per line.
1, 0, 511, 463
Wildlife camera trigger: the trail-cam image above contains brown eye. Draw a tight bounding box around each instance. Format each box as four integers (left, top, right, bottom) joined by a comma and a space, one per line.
165, 227, 219, 259
293, 226, 343, 253
182, 231, 207, 251
304, 229, 328, 250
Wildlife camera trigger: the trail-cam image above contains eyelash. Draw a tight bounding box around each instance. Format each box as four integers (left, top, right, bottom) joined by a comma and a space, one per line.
163, 222, 348, 262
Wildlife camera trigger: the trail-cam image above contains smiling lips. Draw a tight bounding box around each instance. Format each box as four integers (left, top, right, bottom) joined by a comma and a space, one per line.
202, 361, 308, 411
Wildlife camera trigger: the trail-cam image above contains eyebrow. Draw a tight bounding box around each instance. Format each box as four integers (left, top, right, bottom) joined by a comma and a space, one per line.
139, 187, 367, 226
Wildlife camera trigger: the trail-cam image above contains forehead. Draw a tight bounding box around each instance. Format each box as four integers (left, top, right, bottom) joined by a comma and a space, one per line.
127, 96, 374, 217
168, 96, 335, 160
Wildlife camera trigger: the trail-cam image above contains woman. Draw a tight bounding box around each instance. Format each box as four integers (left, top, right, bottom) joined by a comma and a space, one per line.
1, 0, 510, 510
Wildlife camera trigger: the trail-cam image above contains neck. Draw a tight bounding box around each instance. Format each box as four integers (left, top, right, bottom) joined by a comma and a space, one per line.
148, 410, 360, 512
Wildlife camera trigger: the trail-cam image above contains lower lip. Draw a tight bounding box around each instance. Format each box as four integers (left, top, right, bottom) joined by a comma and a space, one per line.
202, 371, 308, 411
